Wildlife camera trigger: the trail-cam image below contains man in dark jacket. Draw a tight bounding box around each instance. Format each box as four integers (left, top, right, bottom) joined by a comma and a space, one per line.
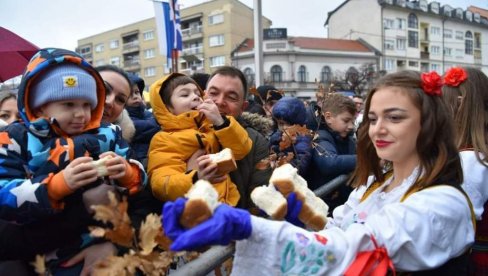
204, 66, 272, 209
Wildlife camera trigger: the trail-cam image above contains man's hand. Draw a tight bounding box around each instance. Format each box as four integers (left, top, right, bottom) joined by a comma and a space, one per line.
64, 157, 98, 190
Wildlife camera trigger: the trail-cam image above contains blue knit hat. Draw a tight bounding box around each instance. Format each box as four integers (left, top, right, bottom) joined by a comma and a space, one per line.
29, 64, 98, 110
272, 97, 307, 125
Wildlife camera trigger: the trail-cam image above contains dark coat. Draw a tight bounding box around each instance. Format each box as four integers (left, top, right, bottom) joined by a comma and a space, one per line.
126, 105, 160, 167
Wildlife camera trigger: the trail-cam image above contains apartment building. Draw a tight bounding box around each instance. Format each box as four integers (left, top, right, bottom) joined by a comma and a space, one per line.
232, 35, 379, 99
325, 0, 488, 74
76, 0, 271, 87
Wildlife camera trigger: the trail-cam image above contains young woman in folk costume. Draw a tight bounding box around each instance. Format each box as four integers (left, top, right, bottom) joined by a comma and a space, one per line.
442, 66, 488, 276
162, 70, 475, 275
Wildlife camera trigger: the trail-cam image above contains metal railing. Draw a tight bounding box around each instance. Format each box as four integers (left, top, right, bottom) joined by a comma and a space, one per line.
171, 174, 350, 276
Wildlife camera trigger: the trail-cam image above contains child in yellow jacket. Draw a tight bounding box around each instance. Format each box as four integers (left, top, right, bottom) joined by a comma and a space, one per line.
148, 73, 252, 206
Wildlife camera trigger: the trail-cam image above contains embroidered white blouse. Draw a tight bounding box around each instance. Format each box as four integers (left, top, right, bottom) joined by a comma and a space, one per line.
232, 168, 474, 275
460, 151, 488, 219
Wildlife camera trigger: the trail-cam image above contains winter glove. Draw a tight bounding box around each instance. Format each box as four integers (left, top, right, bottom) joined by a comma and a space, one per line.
285, 192, 305, 228
162, 199, 252, 251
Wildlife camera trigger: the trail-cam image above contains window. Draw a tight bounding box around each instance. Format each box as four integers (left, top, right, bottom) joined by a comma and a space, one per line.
144, 67, 156, 77
455, 31, 463, 40
95, 59, 105, 66
455, 49, 464, 58
408, 13, 418, 28
209, 34, 224, 47
384, 40, 395, 50
210, 56, 225, 67
465, 31, 473, 55
384, 18, 394, 29
396, 38, 406, 50
243, 68, 254, 86
110, 56, 120, 66
208, 13, 224, 25
431, 45, 440, 55
444, 29, 452, 39
79, 46, 91, 54
408, 31, 418, 48
320, 66, 332, 83
430, 26, 441, 35
431, 63, 441, 72
384, 59, 395, 70
95, 43, 104, 53
143, 30, 154, 41
396, 18, 406, 29
475, 33, 481, 48
270, 65, 283, 82
109, 40, 119, 49
408, 61, 418, 67
298, 65, 307, 83
144, 48, 155, 59
444, 47, 452, 56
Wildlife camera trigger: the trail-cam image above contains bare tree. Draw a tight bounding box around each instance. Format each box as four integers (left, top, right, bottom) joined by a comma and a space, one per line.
330, 63, 377, 96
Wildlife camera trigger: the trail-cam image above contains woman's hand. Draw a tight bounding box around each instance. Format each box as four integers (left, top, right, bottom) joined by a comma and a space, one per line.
63, 157, 98, 190
61, 242, 117, 276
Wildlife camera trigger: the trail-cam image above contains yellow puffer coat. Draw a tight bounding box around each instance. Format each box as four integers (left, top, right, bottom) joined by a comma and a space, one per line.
147, 73, 252, 205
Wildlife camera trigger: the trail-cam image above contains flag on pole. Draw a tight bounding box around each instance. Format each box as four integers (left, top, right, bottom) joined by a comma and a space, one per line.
153, 0, 182, 68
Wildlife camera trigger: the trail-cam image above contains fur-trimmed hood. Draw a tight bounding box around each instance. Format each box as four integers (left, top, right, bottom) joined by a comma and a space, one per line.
239, 112, 274, 138
114, 109, 136, 142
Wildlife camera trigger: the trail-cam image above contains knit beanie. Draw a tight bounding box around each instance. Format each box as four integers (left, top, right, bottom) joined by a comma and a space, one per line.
256, 85, 282, 105
272, 97, 307, 125
29, 64, 98, 110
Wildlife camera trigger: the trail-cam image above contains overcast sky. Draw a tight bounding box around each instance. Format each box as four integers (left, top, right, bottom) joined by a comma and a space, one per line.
2, 0, 486, 51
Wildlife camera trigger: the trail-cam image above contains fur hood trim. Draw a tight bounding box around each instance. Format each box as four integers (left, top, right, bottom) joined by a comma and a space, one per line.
115, 109, 136, 142
240, 112, 274, 137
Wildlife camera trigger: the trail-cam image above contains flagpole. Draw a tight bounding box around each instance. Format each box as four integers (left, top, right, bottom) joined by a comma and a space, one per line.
172, 48, 178, 73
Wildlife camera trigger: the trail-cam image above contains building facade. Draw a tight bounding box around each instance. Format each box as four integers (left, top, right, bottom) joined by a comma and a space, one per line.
326, 0, 488, 74
76, 0, 271, 87
232, 36, 379, 99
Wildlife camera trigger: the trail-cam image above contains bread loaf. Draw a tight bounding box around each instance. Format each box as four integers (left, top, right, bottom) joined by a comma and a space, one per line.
251, 185, 287, 220
92, 156, 113, 177
179, 180, 220, 229
270, 164, 329, 231
208, 148, 237, 175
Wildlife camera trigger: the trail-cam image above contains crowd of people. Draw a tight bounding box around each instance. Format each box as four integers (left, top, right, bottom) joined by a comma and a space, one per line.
0, 47, 486, 275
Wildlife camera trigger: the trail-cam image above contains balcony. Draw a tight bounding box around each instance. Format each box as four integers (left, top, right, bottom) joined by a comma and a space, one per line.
182, 46, 203, 55
420, 51, 430, 60
182, 25, 203, 40
122, 41, 140, 54
123, 59, 141, 71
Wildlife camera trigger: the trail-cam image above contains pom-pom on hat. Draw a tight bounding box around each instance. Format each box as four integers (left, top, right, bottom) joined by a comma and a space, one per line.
272, 96, 307, 125
29, 64, 98, 110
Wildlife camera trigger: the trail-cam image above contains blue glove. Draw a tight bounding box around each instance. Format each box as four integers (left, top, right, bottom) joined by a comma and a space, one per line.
285, 192, 305, 228
162, 198, 187, 241
163, 201, 252, 251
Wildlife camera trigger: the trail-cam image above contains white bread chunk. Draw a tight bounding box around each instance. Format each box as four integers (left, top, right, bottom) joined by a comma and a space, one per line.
92, 155, 113, 177
270, 163, 329, 231
251, 185, 287, 220
180, 180, 220, 228
208, 148, 237, 175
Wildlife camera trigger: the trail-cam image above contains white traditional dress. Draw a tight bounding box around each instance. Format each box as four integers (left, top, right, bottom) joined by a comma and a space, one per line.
460, 151, 488, 219
232, 168, 474, 275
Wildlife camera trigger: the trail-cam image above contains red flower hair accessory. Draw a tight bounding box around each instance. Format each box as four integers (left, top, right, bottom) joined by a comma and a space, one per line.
444, 67, 468, 87
421, 71, 443, 96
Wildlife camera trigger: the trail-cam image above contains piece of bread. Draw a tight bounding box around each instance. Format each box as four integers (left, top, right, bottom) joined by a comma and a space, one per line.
270, 164, 329, 231
180, 180, 220, 229
92, 156, 113, 177
208, 148, 237, 175
251, 185, 288, 220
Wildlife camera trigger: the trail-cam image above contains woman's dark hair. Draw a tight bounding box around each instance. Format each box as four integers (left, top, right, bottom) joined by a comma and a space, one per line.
95, 65, 133, 91
349, 70, 462, 190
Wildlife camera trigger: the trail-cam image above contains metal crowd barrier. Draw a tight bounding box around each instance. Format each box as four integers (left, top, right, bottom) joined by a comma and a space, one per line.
171, 174, 350, 276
